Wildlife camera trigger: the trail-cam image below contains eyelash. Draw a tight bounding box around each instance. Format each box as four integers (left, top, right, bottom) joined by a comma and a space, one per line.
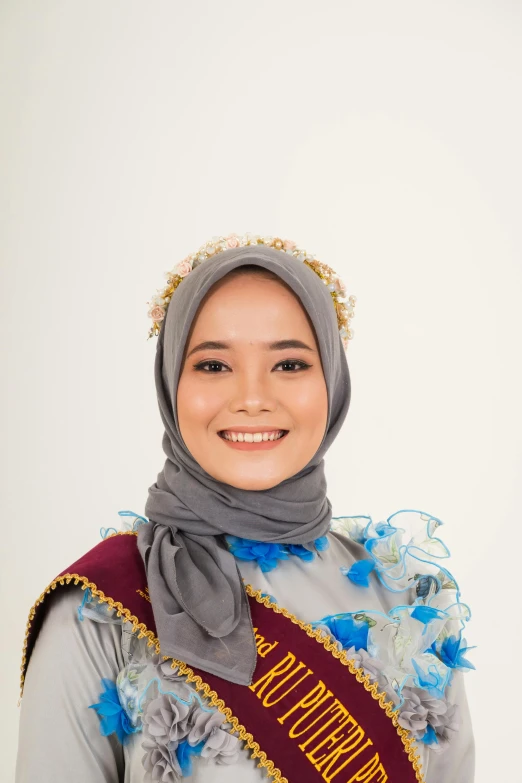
193, 359, 312, 374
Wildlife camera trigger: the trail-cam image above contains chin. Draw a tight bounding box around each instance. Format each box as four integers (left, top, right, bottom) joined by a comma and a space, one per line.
216, 470, 288, 491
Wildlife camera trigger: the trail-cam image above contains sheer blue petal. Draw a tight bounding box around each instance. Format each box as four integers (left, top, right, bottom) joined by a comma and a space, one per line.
343, 559, 375, 587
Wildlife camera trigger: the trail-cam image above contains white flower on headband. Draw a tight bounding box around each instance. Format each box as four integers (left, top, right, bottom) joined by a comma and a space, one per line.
146, 233, 356, 348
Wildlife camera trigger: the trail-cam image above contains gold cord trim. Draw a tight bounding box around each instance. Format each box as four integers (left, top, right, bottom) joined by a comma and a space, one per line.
19, 545, 162, 700
19, 533, 424, 782
240, 585, 426, 782
164, 587, 425, 783
19, 530, 148, 699
165, 654, 290, 782
18, 563, 287, 780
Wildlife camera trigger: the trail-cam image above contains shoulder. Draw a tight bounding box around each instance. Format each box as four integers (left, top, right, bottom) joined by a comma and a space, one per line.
325, 510, 475, 758
16, 582, 127, 783
20, 583, 125, 709
20, 532, 153, 698
25, 581, 123, 649
57, 530, 144, 582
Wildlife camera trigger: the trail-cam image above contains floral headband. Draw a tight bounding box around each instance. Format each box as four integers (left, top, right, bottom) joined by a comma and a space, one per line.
147, 233, 356, 349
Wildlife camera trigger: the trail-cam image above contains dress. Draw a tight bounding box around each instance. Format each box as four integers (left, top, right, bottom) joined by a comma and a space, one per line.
15, 510, 475, 783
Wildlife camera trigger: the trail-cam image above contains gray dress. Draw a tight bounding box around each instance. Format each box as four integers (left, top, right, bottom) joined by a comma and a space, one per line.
15, 513, 475, 782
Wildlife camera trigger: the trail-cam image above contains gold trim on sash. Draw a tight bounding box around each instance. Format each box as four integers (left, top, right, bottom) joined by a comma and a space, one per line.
19, 533, 425, 782
19, 572, 291, 780
19, 571, 162, 699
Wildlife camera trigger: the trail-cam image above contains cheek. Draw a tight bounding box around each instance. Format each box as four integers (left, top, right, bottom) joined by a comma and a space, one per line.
289, 377, 328, 427
177, 376, 223, 429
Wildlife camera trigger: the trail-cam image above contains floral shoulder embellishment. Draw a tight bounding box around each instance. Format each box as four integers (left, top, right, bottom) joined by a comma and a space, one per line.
321, 509, 475, 753
89, 678, 140, 744
89, 657, 242, 778
225, 534, 329, 572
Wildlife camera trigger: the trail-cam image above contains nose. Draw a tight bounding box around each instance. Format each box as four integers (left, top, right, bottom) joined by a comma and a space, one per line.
228, 365, 277, 416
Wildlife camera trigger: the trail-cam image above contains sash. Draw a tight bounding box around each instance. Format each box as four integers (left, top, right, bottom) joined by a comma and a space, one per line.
20, 533, 424, 783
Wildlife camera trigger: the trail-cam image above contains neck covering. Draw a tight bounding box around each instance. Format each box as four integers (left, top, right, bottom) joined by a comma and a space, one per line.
138, 245, 351, 685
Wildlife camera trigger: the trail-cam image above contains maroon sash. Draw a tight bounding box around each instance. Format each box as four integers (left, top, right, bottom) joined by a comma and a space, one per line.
21, 533, 423, 783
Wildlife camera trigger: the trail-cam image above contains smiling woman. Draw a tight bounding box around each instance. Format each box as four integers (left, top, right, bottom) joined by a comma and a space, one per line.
16, 234, 475, 783
177, 267, 328, 489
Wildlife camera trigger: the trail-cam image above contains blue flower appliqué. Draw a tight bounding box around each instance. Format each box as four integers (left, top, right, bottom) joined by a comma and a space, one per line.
342, 559, 375, 587
412, 655, 451, 700
314, 613, 372, 652
431, 635, 476, 671
287, 544, 315, 562
225, 535, 329, 572
89, 678, 139, 744
176, 739, 206, 776
225, 537, 289, 572
411, 605, 446, 625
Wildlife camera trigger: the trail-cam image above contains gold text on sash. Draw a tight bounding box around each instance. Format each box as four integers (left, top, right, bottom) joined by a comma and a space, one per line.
249, 642, 388, 783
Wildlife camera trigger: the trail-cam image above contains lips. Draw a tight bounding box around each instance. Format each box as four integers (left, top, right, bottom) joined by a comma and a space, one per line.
219, 429, 287, 443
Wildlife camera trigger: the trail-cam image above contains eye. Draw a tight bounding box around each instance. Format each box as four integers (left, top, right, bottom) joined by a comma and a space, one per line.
274, 359, 312, 372
193, 358, 312, 373
193, 360, 230, 373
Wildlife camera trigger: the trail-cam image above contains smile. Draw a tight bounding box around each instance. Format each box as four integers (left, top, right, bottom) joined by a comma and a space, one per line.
219, 430, 286, 443
218, 429, 289, 451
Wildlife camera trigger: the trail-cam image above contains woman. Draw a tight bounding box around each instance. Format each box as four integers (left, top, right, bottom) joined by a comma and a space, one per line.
16, 233, 475, 782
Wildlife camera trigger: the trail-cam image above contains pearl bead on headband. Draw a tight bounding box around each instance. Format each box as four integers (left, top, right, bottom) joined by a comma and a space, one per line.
147, 233, 357, 349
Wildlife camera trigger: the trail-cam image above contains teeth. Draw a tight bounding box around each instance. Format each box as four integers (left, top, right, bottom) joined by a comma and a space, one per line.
221, 430, 285, 442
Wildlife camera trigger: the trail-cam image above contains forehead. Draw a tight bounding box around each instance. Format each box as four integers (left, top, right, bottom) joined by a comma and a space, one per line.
187, 273, 317, 343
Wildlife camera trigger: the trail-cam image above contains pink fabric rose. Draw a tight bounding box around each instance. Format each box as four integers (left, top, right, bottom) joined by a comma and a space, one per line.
149, 305, 166, 322
283, 239, 296, 251
226, 235, 240, 248
176, 260, 192, 277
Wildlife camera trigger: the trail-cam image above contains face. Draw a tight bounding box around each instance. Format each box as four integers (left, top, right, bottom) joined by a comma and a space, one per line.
177, 272, 328, 490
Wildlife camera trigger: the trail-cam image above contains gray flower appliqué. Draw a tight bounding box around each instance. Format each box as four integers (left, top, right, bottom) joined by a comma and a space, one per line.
141, 738, 181, 783
141, 691, 242, 780
201, 727, 241, 764
397, 686, 462, 751
141, 693, 192, 780
188, 707, 241, 765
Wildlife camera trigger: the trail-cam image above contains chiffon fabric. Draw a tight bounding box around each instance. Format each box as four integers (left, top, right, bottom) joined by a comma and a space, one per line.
15, 523, 475, 783
139, 245, 350, 685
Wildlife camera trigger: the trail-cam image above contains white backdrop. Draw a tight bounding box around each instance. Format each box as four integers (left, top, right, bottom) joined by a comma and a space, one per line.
1, 2, 521, 780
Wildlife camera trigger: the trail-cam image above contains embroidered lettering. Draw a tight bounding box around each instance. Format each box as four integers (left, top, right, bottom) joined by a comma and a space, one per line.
307, 713, 356, 765
249, 651, 298, 699
306, 707, 352, 763
277, 681, 333, 736
253, 628, 280, 658
136, 588, 151, 603
262, 663, 314, 708
298, 700, 348, 751
246, 641, 391, 781
315, 732, 373, 782
346, 753, 387, 782
257, 639, 279, 657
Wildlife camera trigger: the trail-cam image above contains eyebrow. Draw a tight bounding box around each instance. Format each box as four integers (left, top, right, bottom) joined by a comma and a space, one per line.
186, 339, 315, 358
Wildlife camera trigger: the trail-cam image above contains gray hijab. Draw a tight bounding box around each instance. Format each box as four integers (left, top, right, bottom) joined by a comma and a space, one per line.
138, 245, 351, 685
